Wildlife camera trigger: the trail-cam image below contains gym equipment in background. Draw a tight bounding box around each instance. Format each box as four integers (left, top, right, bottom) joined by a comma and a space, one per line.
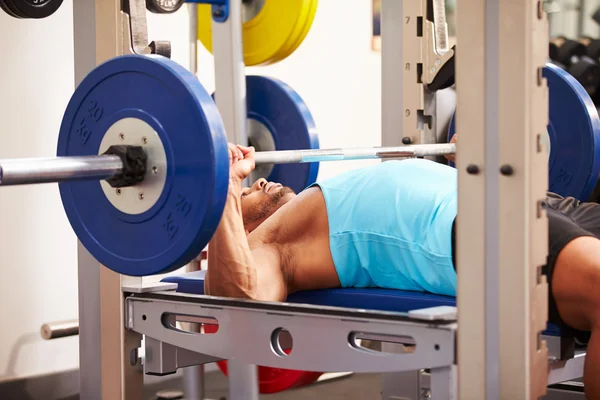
0, 0, 63, 19
146, 0, 185, 14
549, 36, 600, 98
215, 75, 320, 194
197, 0, 318, 66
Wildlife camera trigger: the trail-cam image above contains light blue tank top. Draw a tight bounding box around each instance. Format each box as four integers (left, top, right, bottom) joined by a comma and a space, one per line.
310, 159, 458, 296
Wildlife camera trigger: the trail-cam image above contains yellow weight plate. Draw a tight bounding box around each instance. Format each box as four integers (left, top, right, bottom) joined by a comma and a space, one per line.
266, 0, 317, 64
270, 0, 317, 64
197, 0, 317, 66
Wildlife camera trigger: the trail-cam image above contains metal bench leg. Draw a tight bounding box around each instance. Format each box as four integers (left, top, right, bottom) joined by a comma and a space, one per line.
380, 342, 421, 400
182, 365, 205, 400
430, 365, 457, 400
227, 361, 259, 400
382, 370, 421, 400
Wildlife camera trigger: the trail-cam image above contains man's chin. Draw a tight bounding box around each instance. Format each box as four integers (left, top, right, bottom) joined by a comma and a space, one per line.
280, 186, 295, 196
270, 186, 293, 197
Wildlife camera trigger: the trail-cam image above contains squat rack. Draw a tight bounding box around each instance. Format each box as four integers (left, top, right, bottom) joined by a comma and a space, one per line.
71, 1, 551, 399
454, 0, 550, 397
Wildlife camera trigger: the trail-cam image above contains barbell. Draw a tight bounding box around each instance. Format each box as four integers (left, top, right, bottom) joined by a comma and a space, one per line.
0, 143, 456, 186
1, 54, 599, 277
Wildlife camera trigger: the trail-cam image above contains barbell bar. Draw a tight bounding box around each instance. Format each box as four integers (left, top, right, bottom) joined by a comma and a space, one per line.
0, 155, 123, 186
0, 143, 456, 187
252, 143, 456, 164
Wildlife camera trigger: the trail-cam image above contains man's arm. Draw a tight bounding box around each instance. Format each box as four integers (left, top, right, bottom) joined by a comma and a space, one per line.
445, 134, 457, 162
205, 145, 288, 301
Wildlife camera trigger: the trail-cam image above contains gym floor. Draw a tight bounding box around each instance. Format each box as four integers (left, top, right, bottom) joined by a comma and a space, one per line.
150, 371, 585, 400
186, 371, 381, 400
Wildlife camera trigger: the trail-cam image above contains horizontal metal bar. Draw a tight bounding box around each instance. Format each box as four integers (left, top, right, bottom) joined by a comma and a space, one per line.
40, 319, 79, 340
253, 143, 456, 165
547, 351, 586, 385
127, 294, 456, 373
0, 143, 455, 187
0, 155, 123, 186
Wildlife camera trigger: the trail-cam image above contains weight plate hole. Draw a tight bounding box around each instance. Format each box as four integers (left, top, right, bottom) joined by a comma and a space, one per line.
242, 0, 266, 23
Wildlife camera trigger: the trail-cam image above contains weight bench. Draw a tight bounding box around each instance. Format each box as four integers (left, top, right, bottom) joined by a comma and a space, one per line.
157, 270, 586, 398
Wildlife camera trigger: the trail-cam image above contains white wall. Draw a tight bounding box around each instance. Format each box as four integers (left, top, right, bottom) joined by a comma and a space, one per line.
0, 0, 382, 383
0, 1, 78, 382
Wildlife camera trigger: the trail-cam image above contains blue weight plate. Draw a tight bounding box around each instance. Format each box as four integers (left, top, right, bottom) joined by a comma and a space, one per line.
447, 63, 600, 200
57, 55, 229, 276
246, 76, 319, 194
544, 63, 600, 200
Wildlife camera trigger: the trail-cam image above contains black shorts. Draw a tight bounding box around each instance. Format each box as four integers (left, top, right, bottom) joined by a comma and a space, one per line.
544, 193, 600, 343
451, 192, 600, 343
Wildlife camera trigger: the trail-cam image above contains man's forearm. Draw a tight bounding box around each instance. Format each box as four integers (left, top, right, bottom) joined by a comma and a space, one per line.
206, 179, 258, 299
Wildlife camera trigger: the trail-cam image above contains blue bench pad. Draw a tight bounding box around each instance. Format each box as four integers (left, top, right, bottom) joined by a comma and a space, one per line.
162, 270, 561, 336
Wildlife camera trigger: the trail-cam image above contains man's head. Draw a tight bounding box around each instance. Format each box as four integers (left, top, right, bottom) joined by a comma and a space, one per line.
241, 178, 296, 232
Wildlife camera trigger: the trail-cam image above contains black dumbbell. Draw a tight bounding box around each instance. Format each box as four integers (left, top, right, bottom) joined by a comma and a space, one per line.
550, 36, 590, 65
550, 36, 600, 97
578, 37, 600, 106
0, 0, 63, 19
579, 36, 600, 61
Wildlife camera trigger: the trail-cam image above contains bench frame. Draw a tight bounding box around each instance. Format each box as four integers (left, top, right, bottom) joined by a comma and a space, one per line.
123, 283, 586, 400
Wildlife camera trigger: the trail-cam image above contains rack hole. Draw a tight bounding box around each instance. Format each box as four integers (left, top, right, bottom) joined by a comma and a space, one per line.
271, 328, 293, 357
417, 63, 423, 83
162, 313, 219, 335
417, 109, 432, 130
349, 332, 416, 354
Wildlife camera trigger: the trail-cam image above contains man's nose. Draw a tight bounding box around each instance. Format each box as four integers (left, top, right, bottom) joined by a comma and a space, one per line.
250, 178, 267, 192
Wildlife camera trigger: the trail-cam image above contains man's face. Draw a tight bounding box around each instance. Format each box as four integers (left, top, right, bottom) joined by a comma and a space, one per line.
241, 178, 296, 232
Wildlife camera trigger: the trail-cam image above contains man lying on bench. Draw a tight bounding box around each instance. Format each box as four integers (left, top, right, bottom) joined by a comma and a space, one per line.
207, 138, 600, 398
